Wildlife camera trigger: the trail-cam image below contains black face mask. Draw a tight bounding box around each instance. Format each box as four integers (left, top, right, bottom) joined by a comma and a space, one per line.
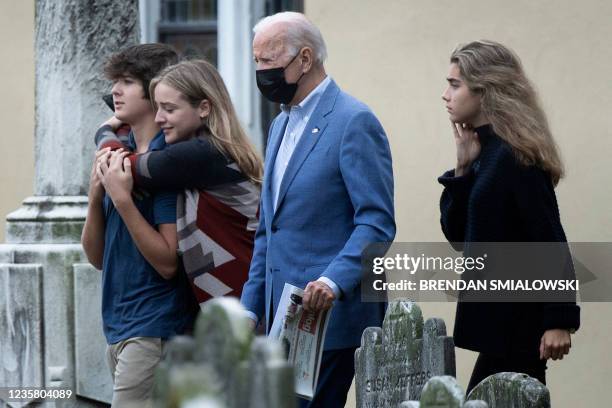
256, 53, 305, 104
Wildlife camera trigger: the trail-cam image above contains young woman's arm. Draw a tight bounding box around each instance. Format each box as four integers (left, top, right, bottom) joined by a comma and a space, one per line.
513, 164, 580, 360
438, 170, 475, 249
96, 125, 240, 191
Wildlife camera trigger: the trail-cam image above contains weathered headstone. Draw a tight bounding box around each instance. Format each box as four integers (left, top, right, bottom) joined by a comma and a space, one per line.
399, 402, 421, 408
181, 396, 224, 408
232, 337, 296, 408
154, 297, 296, 408
355, 300, 456, 407
193, 296, 254, 395
400, 376, 488, 408
401, 371, 550, 408
0, 265, 43, 392
153, 335, 201, 406
419, 376, 464, 408
467, 372, 550, 408
463, 401, 488, 408
73, 263, 113, 403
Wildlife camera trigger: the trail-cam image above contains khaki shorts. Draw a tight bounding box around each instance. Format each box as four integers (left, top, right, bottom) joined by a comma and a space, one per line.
106, 337, 166, 408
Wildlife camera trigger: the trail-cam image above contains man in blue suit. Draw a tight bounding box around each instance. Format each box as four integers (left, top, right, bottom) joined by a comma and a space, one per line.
240, 11, 395, 407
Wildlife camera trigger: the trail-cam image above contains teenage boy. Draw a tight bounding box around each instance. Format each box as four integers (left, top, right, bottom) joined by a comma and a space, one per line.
81, 43, 196, 407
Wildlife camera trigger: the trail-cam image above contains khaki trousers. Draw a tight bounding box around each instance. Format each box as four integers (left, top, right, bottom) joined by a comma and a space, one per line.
106, 337, 166, 408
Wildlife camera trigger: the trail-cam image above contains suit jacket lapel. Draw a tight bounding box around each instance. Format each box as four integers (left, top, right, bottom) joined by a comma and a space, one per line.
273, 81, 340, 216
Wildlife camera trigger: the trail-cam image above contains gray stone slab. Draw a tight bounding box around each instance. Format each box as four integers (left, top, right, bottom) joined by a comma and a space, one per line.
154, 298, 296, 408
153, 335, 199, 406
463, 401, 488, 408
0, 249, 14, 263
355, 300, 455, 407
182, 397, 224, 408
0, 243, 90, 406
6, 197, 88, 244
73, 263, 112, 404
193, 297, 254, 395
239, 337, 296, 408
41, 249, 82, 391
0, 264, 43, 401
467, 372, 550, 408
402, 375, 489, 408
419, 375, 464, 408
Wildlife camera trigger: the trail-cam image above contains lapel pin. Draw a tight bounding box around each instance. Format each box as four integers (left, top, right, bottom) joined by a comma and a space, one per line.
312, 127, 319, 134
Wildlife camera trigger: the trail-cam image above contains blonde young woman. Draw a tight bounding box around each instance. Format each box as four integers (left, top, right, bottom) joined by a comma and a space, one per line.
96, 59, 263, 306
438, 40, 580, 393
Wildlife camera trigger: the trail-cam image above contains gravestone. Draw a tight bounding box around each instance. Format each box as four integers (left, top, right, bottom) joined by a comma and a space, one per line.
467, 372, 550, 408
419, 376, 464, 408
355, 300, 455, 407
400, 402, 421, 408
153, 297, 296, 408
463, 401, 489, 408
0, 265, 43, 389
401, 372, 550, 407
231, 337, 296, 408
400, 376, 488, 408
73, 263, 113, 403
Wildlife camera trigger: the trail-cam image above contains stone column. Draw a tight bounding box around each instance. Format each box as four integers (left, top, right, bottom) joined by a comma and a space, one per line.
6, 0, 139, 244
0, 1, 139, 406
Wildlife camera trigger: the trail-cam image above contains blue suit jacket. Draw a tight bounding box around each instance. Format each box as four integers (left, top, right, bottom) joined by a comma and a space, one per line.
241, 80, 395, 350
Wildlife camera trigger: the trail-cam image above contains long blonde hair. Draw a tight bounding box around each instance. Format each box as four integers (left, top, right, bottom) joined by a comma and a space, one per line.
150, 59, 263, 185
451, 40, 564, 185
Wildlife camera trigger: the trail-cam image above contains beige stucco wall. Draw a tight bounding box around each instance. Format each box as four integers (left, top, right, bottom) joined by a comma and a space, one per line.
305, 0, 611, 406
0, 0, 35, 242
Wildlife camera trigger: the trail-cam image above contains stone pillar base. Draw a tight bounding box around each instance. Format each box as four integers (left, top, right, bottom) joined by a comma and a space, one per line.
6, 196, 88, 244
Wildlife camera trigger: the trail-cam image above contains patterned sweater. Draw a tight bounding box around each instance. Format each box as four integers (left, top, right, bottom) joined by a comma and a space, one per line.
95, 125, 260, 306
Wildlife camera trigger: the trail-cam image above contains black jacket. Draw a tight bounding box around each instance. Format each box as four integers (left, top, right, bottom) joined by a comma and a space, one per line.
438, 124, 580, 357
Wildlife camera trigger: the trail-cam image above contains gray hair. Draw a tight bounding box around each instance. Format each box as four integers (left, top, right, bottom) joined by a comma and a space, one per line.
253, 12, 327, 65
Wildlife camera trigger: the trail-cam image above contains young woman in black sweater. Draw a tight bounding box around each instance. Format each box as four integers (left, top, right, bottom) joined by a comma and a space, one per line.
438, 40, 580, 394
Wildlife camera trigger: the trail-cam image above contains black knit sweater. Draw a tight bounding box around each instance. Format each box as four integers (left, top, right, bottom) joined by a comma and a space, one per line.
438, 124, 580, 356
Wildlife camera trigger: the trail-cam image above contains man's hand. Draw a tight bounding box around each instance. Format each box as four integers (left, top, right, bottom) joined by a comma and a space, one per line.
303, 281, 336, 312
100, 116, 124, 131
98, 150, 133, 208
88, 148, 111, 203
540, 329, 572, 360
